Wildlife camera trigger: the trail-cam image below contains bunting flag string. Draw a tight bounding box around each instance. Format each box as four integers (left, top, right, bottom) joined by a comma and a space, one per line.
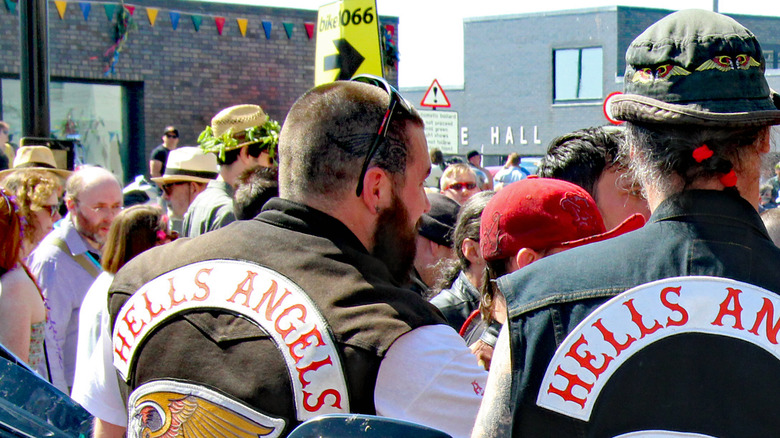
169, 11, 179, 30
4, 0, 17, 14
3, 0, 393, 44
236, 17, 247, 37
283, 22, 294, 39
103, 3, 115, 20
304, 22, 314, 40
191, 14, 202, 32
146, 7, 157, 26
79, 2, 90, 20
262, 20, 271, 40
54, 0, 66, 19
214, 16, 225, 35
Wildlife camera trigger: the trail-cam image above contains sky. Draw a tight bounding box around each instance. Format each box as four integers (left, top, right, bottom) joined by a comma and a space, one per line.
200, 0, 780, 89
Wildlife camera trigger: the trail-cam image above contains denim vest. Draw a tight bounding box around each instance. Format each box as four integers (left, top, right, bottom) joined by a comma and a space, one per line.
498, 190, 780, 437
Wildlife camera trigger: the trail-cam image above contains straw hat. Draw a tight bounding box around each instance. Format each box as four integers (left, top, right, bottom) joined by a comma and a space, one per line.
198, 104, 280, 162
151, 147, 218, 185
0, 146, 72, 179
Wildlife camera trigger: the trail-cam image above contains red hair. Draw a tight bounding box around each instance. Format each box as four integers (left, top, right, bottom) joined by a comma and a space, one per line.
0, 189, 24, 272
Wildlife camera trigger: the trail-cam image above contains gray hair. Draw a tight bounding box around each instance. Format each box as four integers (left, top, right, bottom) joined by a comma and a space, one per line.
65, 166, 121, 202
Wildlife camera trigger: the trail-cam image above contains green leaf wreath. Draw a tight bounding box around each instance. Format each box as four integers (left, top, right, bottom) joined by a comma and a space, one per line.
198, 119, 281, 163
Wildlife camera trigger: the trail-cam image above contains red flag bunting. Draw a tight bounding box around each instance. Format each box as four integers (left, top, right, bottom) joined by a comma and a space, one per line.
215, 16, 225, 35
124, 5, 134, 15
304, 22, 314, 40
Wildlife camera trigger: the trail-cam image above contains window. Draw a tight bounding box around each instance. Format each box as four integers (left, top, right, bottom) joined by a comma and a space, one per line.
2, 79, 126, 181
554, 47, 603, 101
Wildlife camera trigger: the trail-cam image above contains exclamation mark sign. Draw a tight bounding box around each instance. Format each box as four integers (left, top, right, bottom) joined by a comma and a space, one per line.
433, 87, 438, 103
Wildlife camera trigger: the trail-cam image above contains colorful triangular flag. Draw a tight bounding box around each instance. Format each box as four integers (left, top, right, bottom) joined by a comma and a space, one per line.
79, 2, 90, 21
146, 8, 158, 26
283, 22, 294, 39
304, 22, 314, 40
215, 16, 225, 35
237, 18, 248, 37
4, 0, 17, 14
191, 14, 202, 31
170, 11, 180, 30
104, 3, 116, 21
262, 20, 272, 39
124, 5, 135, 16
54, 0, 66, 19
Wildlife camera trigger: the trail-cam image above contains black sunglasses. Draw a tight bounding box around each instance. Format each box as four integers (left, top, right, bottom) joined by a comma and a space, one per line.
350, 74, 413, 197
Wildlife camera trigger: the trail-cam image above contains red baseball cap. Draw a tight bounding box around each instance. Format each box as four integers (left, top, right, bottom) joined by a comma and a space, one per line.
480, 177, 645, 261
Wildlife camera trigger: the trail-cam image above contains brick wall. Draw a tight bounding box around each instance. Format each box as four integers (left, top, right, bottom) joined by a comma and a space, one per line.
0, 0, 398, 179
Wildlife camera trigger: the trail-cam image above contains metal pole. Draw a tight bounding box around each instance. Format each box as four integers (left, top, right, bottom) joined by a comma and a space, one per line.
713, 0, 719, 13
19, 0, 51, 138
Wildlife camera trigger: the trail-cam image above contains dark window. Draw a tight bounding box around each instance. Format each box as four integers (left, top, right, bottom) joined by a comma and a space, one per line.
554, 47, 603, 101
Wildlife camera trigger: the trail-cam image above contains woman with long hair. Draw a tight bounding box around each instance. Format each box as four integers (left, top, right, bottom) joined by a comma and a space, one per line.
0, 189, 47, 369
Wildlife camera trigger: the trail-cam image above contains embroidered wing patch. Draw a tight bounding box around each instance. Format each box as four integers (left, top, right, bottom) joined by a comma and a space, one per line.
128, 380, 285, 438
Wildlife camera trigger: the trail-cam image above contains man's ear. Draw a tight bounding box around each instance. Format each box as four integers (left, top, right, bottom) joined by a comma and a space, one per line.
462, 238, 481, 264
514, 248, 541, 272
65, 197, 77, 212
359, 167, 393, 214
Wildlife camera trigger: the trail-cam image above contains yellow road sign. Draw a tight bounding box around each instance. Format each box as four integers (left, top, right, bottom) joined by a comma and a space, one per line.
315, 0, 384, 85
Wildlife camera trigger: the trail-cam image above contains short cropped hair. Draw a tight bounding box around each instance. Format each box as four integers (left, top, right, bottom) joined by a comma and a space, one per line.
538, 126, 623, 196
761, 208, 780, 247
278, 81, 423, 204
234, 166, 279, 220
440, 163, 477, 191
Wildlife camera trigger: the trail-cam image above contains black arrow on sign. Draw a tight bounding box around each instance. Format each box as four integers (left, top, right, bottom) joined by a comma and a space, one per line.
324, 38, 365, 80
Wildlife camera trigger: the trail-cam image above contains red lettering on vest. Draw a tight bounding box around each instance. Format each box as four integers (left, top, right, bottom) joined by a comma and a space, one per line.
193, 268, 212, 301
142, 290, 164, 318
660, 286, 688, 327
547, 366, 593, 408
297, 356, 333, 389
113, 331, 131, 363
592, 318, 636, 357
565, 334, 613, 379
168, 277, 186, 307
623, 299, 662, 338
748, 298, 780, 344
227, 271, 257, 307
288, 326, 325, 363
121, 303, 146, 339
252, 280, 291, 321
302, 389, 342, 411
274, 304, 308, 338
712, 287, 744, 330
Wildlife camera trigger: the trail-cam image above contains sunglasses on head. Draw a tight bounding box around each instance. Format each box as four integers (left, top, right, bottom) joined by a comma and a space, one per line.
350, 74, 414, 197
446, 182, 477, 191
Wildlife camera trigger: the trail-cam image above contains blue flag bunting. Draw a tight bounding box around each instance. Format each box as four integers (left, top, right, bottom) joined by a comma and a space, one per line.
170, 11, 180, 30
104, 3, 115, 21
262, 20, 272, 40
79, 2, 90, 21
4, 0, 17, 14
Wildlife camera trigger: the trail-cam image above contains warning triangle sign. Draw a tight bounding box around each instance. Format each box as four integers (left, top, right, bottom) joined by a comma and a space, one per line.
420, 79, 451, 108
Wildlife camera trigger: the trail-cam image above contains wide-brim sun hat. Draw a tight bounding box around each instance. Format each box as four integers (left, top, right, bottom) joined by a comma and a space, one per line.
0, 145, 72, 179
609, 9, 780, 127
151, 146, 218, 185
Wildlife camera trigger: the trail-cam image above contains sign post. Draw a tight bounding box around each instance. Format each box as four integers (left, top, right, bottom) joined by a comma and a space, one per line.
315, 0, 383, 85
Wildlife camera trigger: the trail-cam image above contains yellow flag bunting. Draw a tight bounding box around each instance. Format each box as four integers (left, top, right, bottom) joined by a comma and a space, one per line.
146, 7, 158, 26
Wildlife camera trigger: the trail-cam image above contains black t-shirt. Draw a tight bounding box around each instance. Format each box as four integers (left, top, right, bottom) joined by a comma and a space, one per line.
149, 144, 169, 174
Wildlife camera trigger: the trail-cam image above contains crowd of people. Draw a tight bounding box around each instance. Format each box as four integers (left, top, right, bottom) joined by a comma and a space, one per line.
2, 8, 780, 438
